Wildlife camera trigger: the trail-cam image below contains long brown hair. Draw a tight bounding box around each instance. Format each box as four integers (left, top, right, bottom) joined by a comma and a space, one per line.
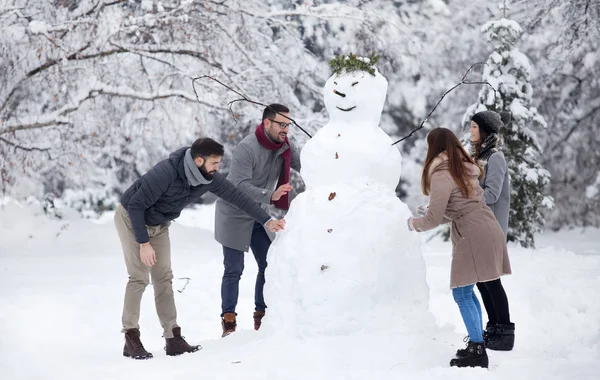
421, 128, 483, 197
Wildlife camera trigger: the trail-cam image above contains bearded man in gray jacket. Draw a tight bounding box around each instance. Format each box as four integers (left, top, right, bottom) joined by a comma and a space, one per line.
215, 104, 302, 337
116, 137, 284, 359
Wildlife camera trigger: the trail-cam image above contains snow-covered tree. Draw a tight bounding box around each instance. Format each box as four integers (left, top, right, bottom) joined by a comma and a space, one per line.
517, 0, 600, 229
0, 0, 491, 206
0, 0, 326, 200
1, 0, 598, 231
462, 9, 553, 248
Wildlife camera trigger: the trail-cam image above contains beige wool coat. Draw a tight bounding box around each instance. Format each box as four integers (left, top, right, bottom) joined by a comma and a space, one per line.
412, 155, 511, 288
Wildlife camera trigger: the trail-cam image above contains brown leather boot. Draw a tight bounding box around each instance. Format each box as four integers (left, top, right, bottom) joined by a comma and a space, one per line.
123, 328, 153, 360
221, 313, 237, 337
253, 311, 265, 331
165, 327, 201, 356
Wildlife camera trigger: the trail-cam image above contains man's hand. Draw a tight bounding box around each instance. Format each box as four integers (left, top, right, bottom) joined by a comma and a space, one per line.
266, 219, 286, 232
140, 242, 156, 266
271, 184, 293, 201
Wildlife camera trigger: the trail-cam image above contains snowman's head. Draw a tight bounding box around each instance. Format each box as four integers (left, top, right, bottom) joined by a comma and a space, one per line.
324, 55, 388, 126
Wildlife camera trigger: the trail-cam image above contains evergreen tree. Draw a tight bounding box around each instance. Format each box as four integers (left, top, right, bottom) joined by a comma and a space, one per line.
462, 9, 553, 248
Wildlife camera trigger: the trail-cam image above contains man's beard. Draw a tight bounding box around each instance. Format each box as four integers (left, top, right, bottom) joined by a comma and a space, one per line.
268, 130, 287, 143
199, 164, 216, 179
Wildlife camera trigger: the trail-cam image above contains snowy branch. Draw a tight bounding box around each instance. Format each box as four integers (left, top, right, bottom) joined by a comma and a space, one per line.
212, 24, 266, 72
0, 136, 51, 158
548, 97, 600, 152
107, 41, 229, 73
1, 43, 230, 117
252, 4, 367, 23
241, 4, 414, 42
1, 83, 225, 136
0, 44, 110, 115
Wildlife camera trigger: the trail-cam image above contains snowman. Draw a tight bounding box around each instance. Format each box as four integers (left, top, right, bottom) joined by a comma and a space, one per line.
264, 54, 433, 337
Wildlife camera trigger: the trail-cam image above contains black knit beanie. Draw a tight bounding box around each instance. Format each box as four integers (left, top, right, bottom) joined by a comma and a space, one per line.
471, 110, 511, 135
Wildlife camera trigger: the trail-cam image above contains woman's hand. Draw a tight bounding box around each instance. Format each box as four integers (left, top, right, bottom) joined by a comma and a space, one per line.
416, 204, 428, 216
407, 217, 416, 232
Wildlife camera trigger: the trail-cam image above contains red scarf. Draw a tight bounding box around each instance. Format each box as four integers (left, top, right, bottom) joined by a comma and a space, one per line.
255, 123, 291, 210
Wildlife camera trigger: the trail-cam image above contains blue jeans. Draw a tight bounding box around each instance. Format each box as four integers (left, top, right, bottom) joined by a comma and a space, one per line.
221, 222, 271, 316
452, 285, 484, 343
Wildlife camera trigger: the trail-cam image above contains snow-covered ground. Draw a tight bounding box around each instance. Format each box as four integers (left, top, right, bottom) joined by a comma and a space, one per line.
0, 200, 598, 380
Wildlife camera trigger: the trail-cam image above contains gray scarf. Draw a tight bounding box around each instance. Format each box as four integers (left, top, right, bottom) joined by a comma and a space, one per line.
183, 149, 212, 186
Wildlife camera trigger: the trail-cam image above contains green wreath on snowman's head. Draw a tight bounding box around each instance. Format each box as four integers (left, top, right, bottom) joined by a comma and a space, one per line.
328, 52, 381, 77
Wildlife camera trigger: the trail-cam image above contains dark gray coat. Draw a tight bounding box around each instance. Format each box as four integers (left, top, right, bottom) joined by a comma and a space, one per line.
215, 133, 301, 252
481, 151, 510, 236
121, 147, 270, 244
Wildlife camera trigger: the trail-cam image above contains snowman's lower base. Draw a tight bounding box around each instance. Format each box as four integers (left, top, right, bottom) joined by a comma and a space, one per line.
264, 180, 435, 337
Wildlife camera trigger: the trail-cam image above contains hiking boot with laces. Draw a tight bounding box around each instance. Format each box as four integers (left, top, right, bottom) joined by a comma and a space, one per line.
221, 313, 237, 337
123, 328, 153, 360
457, 322, 496, 358
450, 341, 488, 368
455, 335, 473, 358
253, 311, 265, 331
165, 327, 201, 356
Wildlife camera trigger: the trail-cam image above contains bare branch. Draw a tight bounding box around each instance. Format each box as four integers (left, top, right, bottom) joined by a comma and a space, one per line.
392, 62, 496, 146
192, 75, 313, 138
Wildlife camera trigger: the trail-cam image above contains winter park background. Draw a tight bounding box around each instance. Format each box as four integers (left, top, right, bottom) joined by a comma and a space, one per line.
1, 0, 599, 379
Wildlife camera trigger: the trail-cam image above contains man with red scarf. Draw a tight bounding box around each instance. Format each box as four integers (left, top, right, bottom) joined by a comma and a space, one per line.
215, 104, 302, 337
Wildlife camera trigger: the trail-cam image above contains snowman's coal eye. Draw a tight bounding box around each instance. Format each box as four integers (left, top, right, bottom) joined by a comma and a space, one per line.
352, 82, 359, 86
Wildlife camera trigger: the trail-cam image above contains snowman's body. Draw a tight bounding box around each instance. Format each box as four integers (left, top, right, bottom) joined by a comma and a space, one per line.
264, 66, 432, 336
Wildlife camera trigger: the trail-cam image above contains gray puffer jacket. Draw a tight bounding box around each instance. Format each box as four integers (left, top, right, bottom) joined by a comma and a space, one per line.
121, 147, 270, 244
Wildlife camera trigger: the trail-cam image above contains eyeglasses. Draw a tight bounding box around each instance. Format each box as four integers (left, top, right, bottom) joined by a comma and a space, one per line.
268, 119, 292, 129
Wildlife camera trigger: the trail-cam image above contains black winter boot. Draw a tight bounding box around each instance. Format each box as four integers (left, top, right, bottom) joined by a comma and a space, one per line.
165, 327, 201, 356
455, 336, 472, 358
486, 323, 515, 351
450, 341, 488, 368
123, 328, 153, 360
483, 322, 496, 343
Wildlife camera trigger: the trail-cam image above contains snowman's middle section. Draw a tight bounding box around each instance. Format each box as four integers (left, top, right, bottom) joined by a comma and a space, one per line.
299, 122, 403, 191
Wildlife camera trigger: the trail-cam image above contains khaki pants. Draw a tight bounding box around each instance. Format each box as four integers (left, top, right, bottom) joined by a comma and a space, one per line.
114, 204, 178, 338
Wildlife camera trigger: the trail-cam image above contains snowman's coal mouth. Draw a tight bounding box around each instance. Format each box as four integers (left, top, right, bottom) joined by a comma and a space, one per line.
336, 106, 356, 112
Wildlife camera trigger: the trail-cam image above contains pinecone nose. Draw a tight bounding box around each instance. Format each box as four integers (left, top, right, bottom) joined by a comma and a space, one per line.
333, 89, 346, 98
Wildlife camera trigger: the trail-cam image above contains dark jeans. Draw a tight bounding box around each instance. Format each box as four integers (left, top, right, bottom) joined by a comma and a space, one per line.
220, 222, 271, 317
476, 278, 511, 325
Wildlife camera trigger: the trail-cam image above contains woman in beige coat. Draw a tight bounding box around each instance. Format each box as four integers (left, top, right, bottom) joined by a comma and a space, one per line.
407, 128, 511, 369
